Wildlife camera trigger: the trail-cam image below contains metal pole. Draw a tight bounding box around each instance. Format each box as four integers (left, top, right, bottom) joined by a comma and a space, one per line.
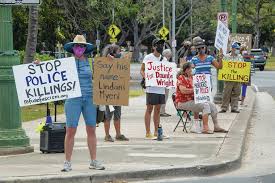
162, 0, 165, 26
190, 0, 193, 42
172, 0, 176, 62
214, 0, 227, 104
232, 0, 237, 34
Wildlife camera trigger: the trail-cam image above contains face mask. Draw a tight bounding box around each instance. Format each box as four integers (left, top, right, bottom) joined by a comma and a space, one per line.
156, 46, 163, 54
73, 46, 86, 57
199, 49, 205, 55
115, 53, 122, 58
234, 50, 240, 55
191, 51, 196, 56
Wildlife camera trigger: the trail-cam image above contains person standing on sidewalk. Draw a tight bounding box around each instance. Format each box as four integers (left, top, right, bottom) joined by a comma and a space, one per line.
160, 49, 172, 117
140, 38, 166, 139
101, 44, 129, 142
62, 35, 105, 172
220, 42, 243, 113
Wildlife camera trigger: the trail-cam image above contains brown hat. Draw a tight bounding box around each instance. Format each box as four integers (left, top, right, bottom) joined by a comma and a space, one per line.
193, 36, 206, 48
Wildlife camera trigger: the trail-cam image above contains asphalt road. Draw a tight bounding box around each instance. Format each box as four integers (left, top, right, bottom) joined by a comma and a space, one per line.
251, 70, 275, 98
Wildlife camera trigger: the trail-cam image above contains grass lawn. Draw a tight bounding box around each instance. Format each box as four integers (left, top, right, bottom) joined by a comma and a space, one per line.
21, 89, 144, 122
265, 56, 275, 71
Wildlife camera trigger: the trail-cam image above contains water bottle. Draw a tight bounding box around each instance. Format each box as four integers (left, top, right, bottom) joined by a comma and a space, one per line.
157, 125, 163, 141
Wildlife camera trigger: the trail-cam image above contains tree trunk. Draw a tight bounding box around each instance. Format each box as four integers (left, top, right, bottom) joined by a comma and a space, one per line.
132, 20, 141, 62
24, 6, 39, 64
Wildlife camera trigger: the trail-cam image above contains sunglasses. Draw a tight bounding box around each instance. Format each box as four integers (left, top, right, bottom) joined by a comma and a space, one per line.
74, 44, 86, 48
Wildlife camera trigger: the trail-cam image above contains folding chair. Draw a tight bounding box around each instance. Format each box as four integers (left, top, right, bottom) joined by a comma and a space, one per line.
172, 93, 192, 133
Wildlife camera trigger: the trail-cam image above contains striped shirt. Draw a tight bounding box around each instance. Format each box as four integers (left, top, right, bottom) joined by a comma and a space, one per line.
191, 55, 214, 75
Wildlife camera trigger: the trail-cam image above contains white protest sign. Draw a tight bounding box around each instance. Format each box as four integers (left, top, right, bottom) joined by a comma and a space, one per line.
214, 20, 230, 55
145, 61, 177, 88
13, 57, 82, 106
193, 74, 212, 104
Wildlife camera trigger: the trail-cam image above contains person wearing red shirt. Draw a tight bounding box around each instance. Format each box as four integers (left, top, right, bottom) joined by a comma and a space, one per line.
176, 62, 227, 134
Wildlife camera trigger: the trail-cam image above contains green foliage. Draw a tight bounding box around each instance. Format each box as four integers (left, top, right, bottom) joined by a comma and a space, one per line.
19, 50, 54, 64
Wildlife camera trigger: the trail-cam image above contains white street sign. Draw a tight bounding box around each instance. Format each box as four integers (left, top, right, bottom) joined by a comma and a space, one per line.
0, 0, 40, 5
217, 12, 228, 26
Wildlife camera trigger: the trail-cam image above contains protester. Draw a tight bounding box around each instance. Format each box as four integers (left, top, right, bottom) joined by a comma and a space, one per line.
140, 38, 167, 139
176, 62, 227, 134
178, 40, 191, 66
191, 36, 223, 81
101, 44, 129, 142
184, 46, 197, 62
220, 42, 243, 113
160, 49, 173, 117
62, 35, 105, 172
240, 46, 250, 106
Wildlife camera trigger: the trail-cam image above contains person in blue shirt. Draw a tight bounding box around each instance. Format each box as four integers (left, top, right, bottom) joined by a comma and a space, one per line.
191, 36, 223, 77
62, 35, 105, 172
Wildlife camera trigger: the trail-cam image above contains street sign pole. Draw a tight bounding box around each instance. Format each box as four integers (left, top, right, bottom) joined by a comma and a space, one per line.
0, 5, 33, 154
214, 0, 227, 104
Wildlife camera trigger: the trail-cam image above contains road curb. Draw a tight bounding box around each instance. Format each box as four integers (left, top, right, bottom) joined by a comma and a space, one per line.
1, 88, 257, 183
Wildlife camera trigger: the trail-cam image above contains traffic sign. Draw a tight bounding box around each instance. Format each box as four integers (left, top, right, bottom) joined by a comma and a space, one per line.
110, 38, 117, 43
159, 26, 169, 38
217, 12, 228, 26
107, 24, 121, 38
0, 0, 41, 5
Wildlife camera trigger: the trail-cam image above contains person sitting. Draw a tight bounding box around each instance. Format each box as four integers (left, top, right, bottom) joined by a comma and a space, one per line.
175, 62, 227, 134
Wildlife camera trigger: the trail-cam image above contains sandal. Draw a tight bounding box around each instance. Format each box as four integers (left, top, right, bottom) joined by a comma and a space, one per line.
202, 130, 214, 134
116, 134, 129, 141
214, 128, 228, 133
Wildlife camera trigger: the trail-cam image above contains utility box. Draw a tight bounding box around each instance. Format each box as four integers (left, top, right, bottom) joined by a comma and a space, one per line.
40, 122, 66, 153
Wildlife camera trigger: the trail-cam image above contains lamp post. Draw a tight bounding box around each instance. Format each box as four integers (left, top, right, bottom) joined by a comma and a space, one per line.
213, 0, 227, 104
0, 5, 33, 155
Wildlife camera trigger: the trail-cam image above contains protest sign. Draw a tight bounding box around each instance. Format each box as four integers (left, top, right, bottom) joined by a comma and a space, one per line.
12, 57, 82, 106
93, 57, 130, 106
228, 34, 252, 51
218, 61, 251, 82
145, 61, 177, 88
193, 74, 212, 104
214, 20, 230, 55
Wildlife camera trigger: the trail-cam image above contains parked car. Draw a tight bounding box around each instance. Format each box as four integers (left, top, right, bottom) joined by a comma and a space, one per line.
243, 49, 267, 71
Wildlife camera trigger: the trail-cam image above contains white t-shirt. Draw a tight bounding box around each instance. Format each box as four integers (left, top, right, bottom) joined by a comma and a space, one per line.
143, 53, 166, 94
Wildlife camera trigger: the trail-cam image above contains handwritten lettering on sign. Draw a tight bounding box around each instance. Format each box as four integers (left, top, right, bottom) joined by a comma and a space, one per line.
93, 57, 130, 106
193, 74, 212, 104
218, 61, 251, 82
12, 57, 82, 106
145, 61, 177, 88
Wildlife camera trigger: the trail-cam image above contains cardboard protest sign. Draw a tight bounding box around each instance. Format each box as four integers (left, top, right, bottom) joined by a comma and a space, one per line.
228, 34, 252, 51
145, 61, 177, 88
12, 57, 81, 106
218, 61, 251, 82
214, 20, 230, 55
93, 57, 130, 106
193, 74, 212, 104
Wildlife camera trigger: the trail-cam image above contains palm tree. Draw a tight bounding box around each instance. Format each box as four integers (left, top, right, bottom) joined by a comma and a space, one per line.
24, 6, 39, 64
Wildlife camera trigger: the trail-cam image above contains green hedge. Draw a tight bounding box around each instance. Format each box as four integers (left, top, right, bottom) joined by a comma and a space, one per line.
19, 50, 55, 64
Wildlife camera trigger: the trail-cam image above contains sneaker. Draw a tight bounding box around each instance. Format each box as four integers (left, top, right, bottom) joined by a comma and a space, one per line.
61, 161, 72, 172
104, 135, 114, 142
154, 133, 170, 139
219, 109, 227, 113
89, 160, 105, 170
116, 134, 129, 141
145, 133, 157, 140
231, 110, 240, 113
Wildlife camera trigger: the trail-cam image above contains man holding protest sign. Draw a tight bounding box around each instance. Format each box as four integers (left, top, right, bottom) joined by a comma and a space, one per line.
220, 42, 244, 113
140, 39, 169, 140
61, 35, 105, 172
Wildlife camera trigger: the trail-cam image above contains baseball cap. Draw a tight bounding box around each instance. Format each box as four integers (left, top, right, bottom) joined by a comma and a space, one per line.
152, 38, 165, 46
231, 42, 241, 49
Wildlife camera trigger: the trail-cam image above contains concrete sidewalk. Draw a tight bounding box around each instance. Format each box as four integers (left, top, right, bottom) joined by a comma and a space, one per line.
0, 88, 256, 183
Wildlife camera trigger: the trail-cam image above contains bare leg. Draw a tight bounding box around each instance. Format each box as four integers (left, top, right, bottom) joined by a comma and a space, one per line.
104, 120, 111, 136
202, 114, 210, 131
64, 127, 77, 161
145, 105, 153, 135
114, 119, 121, 137
153, 104, 161, 135
86, 125, 97, 160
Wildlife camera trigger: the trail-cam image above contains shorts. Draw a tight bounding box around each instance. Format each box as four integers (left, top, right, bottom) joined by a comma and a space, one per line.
105, 106, 121, 121
65, 96, 97, 128
146, 93, 165, 105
